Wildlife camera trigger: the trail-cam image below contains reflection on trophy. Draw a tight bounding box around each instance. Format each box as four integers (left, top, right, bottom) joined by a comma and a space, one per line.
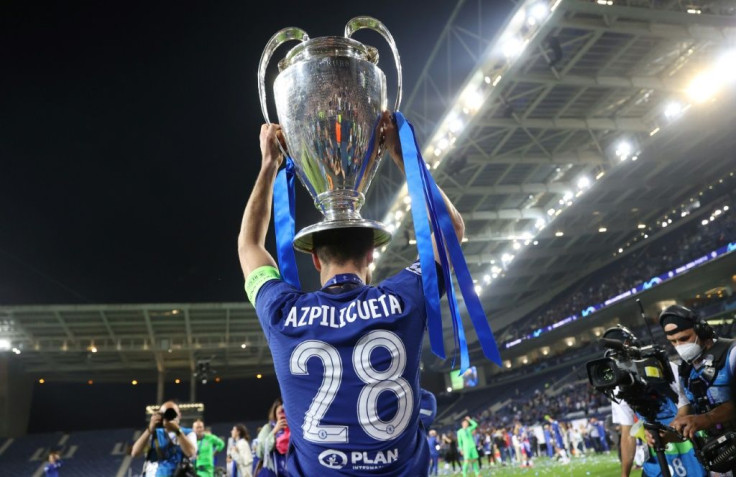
258, 17, 402, 253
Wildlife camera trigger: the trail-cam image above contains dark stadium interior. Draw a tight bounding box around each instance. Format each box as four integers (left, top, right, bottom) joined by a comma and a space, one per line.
2, 0, 736, 475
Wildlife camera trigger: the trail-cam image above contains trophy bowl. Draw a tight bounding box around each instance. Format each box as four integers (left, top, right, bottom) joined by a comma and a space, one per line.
258, 17, 402, 253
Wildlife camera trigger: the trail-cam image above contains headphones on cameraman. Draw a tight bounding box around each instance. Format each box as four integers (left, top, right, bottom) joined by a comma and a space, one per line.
658, 304, 715, 340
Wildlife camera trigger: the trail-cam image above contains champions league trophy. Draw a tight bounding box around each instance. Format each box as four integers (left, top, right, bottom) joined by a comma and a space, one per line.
258, 17, 503, 368
258, 16, 402, 253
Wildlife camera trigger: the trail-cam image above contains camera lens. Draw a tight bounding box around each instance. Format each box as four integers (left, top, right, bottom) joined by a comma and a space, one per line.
594, 363, 616, 386
162, 408, 178, 421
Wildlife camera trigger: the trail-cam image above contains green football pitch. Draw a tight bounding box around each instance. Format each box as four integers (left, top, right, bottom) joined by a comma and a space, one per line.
438, 453, 623, 476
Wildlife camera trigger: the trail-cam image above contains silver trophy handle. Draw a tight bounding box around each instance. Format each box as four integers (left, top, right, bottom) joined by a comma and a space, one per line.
345, 16, 402, 111
258, 27, 310, 125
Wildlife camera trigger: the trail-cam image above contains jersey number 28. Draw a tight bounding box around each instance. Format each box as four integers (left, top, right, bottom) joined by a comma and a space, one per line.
289, 329, 414, 443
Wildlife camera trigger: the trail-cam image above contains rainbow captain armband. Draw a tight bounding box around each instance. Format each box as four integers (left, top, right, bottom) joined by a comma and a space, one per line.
245, 266, 281, 305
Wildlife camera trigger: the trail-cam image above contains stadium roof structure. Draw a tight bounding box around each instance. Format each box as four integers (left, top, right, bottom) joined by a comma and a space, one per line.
368, 0, 736, 364
0, 303, 264, 382
2, 0, 736, 381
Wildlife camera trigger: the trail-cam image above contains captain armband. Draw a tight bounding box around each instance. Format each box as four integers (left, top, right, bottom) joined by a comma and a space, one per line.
245, 266, 281, 306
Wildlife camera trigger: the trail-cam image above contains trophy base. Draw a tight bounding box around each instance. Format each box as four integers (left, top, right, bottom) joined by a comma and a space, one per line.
293, 219, 392, 254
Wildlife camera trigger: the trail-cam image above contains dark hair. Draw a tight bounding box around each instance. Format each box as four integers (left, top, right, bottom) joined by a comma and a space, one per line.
267, 397, 283, 422
312, 228, 374, 266
234, 424, 250, 441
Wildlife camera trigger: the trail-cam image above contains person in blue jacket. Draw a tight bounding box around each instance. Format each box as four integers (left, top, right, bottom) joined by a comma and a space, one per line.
43, 451, 62, 477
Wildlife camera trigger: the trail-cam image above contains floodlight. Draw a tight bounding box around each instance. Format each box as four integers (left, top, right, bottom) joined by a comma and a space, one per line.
714, 50, 736, 84
687, 72, 718, 103
529, 3, 548, 22
501, 37, 525, 59
461, 87, 483, 112
448, 117, 464, 133
664, 101, 683, 120
615, 140, 632, 160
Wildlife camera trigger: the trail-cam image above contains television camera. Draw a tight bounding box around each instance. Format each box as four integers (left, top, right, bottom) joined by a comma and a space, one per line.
587, 324, 736, 474
587, 328, 682, 477
586, 334, 677, 417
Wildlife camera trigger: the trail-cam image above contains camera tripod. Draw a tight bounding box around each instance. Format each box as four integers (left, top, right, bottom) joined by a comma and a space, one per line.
641, 421, 682, 477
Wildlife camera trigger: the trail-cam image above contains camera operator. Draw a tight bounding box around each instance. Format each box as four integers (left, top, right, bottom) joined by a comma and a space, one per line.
131, 400, 197, 477
655, 305, 736, 473
604, 325, 706, 477
659, 305, 736, 437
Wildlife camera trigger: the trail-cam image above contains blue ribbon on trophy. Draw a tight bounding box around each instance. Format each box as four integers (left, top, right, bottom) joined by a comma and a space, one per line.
273, 157, 301, 289
261, 16, 501, 372
396, 112, 502, 371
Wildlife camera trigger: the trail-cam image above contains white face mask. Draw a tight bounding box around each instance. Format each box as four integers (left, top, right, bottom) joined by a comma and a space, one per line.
675, 336, 703, 363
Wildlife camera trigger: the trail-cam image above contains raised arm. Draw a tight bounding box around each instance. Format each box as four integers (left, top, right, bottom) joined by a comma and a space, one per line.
238, 124, 284, 279
467, 417, 478, 432
176, 426, 197, 459
381, 111, 465, 262
131, 413, 160, 457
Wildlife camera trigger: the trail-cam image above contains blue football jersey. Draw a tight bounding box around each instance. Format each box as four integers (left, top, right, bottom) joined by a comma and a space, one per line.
254, 263, 430, 476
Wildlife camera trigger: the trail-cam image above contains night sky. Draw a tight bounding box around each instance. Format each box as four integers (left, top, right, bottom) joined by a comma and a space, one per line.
0, 1, 499, 305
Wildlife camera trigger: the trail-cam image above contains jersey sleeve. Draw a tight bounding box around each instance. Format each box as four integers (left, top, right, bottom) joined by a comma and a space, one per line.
252, 279, 301, 339
670, 362, 690, 409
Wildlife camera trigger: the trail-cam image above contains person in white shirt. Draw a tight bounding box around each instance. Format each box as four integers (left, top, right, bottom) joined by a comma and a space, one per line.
229, 424, 253, 477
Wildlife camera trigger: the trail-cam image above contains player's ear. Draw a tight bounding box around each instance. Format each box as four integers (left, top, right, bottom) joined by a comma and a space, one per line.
365, 248, 374, 265
311, 251, 322, 271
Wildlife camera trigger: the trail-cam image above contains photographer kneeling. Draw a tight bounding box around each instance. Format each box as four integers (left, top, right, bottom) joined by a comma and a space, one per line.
600, 326, 707, 477
655, 305, 736, 474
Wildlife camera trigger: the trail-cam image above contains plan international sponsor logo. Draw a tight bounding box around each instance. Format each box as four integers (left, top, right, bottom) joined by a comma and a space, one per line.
318, 448, 399, 470
318, 449, 348, 469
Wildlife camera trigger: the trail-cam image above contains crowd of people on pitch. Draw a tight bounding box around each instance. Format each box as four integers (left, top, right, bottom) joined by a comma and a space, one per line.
502, 196, 736, 344
425, 412, 612, 475
504, 384, 610, 426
